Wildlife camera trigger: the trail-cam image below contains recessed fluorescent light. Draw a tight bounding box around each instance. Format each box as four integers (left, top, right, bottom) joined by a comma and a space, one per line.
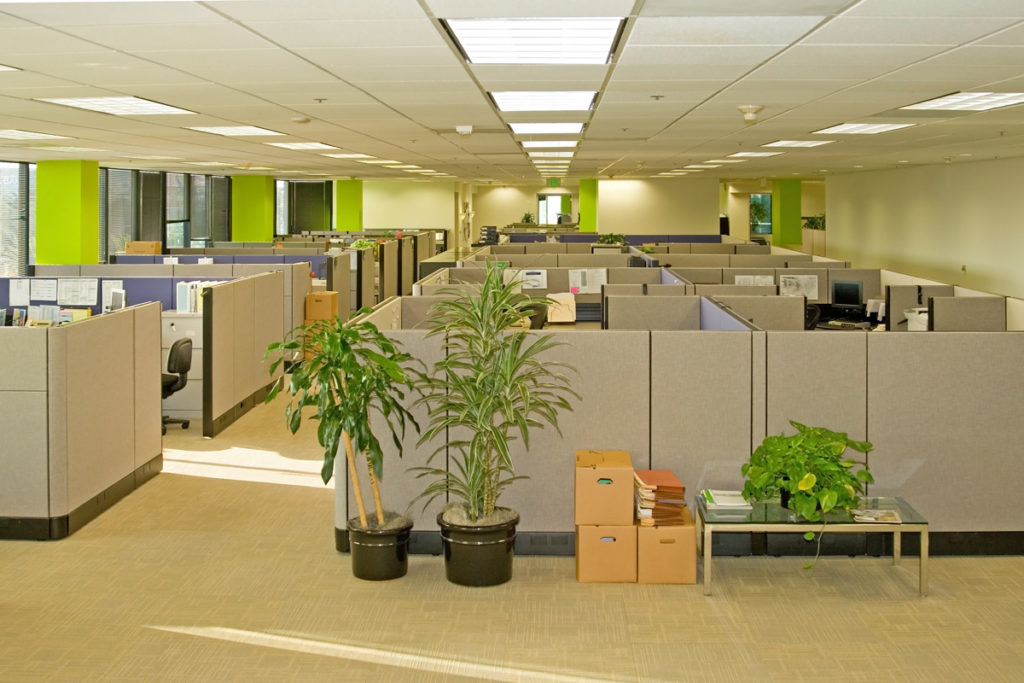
521, 140, 578, 148
762, 140, 834, 148
0, 64, 19, 72
188, 126, 283, 136
510, 123, 584, 135
492, 91, 596, 112
446, 17, 622, 65
728, 151, 784, 158
685, 164, 720, 169
901, 91, 1024, 112
356, 159, 399, 165
244, 166, 275, 171
528, 151, 574, 158
812, 122, 914, 135
386, 164, 421, 169
38, 96, 193, 115
322, 153, 374, 159
0, 129, 68, 140
266, 142, 338, 150
704, 159, 747, 164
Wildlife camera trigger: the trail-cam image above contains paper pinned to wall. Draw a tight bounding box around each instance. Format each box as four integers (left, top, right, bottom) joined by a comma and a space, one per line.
568, 268, 607, 294
9, 278, 30, 306
735, 275, 775, 286
102, 280, 125, 310
57, 278, 99, 306
779, 274, 819, 299
503, 268, 548, 289
30, 279, 58, 301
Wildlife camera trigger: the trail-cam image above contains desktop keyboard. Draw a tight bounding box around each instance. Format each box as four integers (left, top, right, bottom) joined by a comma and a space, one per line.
819, 320, 871, 330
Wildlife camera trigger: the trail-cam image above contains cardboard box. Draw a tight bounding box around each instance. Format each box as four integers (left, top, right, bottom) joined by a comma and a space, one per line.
575, 450, 634, 526
125, 241, 162, 255
547, 291, 576, 323
576, 524, 637, 583
305, 291, 338, 321
636, 508, 697, 585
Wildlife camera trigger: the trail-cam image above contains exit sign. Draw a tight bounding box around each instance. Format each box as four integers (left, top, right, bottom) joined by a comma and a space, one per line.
547, 178, 560, 187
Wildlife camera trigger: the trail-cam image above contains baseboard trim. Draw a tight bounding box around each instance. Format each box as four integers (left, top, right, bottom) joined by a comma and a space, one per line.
0, 455, 163, 541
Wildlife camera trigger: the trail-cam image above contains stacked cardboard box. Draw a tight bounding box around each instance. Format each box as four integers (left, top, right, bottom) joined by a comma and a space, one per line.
574, 450, 696, 584
303, 291, 339, 360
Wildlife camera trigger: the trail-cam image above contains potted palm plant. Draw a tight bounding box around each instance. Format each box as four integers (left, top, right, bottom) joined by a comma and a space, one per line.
265, 315, 419, 581
414, 263, 578, 586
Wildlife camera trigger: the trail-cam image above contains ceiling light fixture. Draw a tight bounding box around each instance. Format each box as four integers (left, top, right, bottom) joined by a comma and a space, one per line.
528, 151, 574, 158
704, 159, 747, 164
355, 158, 400, 164
446, 17, 622, 65
813, 122, 914, 135
188, 126, 283, 136
492, 90, 596, 112
901, 91, 1024, 112
266, 142, 338, 150
685, 164, 720, 169
521, 140, 578, 148
738, 104, 764, 124
38, 96, 194, 115
762, 140, 834, 148
322, 153, 374, 159
728, 151, 783, 158
510, 122, 584, 135
0, 64, 19, 71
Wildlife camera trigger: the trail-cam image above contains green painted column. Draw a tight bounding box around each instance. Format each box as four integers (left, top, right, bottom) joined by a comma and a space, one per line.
231, 175, 275, 241
772, 179, 802, 245
560, 194, 571, 216
579, 178, 598, 233
36, 160, 99, 265
335, 179, 363, 231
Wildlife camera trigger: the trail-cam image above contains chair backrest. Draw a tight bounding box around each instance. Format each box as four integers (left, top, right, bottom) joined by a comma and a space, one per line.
804, 303, 822, 330
167, 337, 193, 375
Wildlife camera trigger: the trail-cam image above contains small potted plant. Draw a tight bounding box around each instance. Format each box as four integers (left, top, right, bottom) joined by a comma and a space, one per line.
413, 262, 578, 586
742, 420, 873, 522
265, 315, 419, 580
521, 211, 535, 224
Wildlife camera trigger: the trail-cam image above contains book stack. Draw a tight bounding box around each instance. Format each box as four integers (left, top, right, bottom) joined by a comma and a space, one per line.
701, 489, 752, 511
634, 470, 688, 526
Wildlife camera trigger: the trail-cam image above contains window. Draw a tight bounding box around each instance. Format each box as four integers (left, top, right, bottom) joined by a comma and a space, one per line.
0, 162, 29, 276
275, 179, 288, 236
289, 180, 331, 234
209, 175, 230, 242
165, 172, 189, 248
105, 168, 137, 255
190, 175, 209, 244
138, 171, 165, 243
750, 193, 772, 235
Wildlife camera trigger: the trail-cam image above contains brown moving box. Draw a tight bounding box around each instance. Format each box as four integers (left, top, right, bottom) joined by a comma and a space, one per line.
125, 241, 162, 255
636, 508, 697, 584
305, 291, 338, 320
574, 449, 634, 526
575, 524, 637, 583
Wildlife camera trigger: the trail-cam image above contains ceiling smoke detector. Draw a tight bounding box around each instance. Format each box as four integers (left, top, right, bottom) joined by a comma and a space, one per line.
738, 105, 764, 124
455, 125, 473, 136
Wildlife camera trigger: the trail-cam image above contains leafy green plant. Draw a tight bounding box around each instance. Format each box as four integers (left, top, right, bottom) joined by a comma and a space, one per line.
749, 200, 770, 231
521, 212, 534, 224
413, 263, 579, 523
803, 214, 826, 230
639, 245, 656, 254
265, 315, 419, 529
742, 421, 873, 523
350, 239, 376, 250
595, 233, 626, 245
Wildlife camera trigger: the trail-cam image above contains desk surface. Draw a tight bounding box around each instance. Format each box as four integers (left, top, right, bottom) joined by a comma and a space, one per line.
699, 496, 926, 525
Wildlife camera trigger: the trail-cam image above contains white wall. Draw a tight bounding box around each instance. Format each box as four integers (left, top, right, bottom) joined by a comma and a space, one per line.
802, 180, 826, 216
828, 157, 1024, 299
473, 185, 551, 237
363, 181, 455, 232
598, 178, 719, 234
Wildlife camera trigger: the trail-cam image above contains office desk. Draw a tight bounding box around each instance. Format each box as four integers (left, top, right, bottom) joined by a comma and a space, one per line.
697, 496, 929, 596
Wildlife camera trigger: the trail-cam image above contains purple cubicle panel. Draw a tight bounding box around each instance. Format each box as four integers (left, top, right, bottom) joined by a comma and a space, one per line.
558, 234, 595, 243
233, 254, 285, 264
113, 255, 159, 264
283, 254, 326, 278
508, 234, 546, 243
119, 277, 176, 313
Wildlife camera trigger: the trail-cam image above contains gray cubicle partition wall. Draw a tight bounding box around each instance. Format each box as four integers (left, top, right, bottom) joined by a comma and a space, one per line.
0, 302, 162, 539
352, 247, 375, 311
604, 296, 702, 330
735, 243, 771, 255
779, 268, 829, 304
867, 332, 1024, 532
524, 242, 567, 254
668, 267, 723, 284
491, 244, 526, 255
711, 295, 804, 330
730, 254, 811, 268
691, 242, 736, 254
201, 271, 285, 437
398, 235, 416, 297
695, 284, 778, 297
827, 268, 882, 304
928, 295, 1007, 331
722, 268, 776, 284
378, 240, 399, 302
230, 262, 312, 336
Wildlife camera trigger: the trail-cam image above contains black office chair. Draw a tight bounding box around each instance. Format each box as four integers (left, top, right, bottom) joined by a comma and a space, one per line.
804, 304, 822, 330
162, 337, 192, 435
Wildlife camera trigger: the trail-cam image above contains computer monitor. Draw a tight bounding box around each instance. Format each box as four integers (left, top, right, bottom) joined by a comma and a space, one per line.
109, 289, 127, 311
831, 280, 863, 311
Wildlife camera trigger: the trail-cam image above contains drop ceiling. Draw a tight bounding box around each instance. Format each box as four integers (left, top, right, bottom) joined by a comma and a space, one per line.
0, 0, 1022, 183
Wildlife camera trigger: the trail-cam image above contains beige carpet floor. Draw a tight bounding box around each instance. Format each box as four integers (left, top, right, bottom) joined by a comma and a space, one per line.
3, 399, 1024, 681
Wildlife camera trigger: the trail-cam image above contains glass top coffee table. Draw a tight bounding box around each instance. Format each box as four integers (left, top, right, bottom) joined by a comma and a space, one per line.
696, 496, 928, 596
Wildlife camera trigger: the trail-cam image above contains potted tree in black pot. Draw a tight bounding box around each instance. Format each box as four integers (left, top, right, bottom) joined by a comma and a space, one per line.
265, 315, 419, 581
414, 263, 578, 586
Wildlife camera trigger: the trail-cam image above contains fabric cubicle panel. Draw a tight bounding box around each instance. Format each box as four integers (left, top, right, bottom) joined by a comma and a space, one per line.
47, 309, 137, 515
357, 247, 375, 309
82, 264, 174, 277
340, 330, 445, 533
230, 277, 257, 414
605, 295, 702, 330
252, 272, 284, 389
498, 330, 651, 533
729, 255, 795, 268
491, 245, 526, 255
399, 236, 416, 297
524, 242, 566, 254
557, 254, 630, 268
33, 265, 81, 276
607, 268, 661, 284
828, 268, 882, 303
378, 240, 399, 301
670, 267, 723, 283
650, 331, 755, 506
132, 303, 163, 470
0, 328, 50, 517
712, 295, 804, 330
690, 243, 735, 254
722, 267, 775, 284
867, 333, 1024, 531
695, 284, 777, 297
929, 296, 1006, 331
765, 331, 868, 442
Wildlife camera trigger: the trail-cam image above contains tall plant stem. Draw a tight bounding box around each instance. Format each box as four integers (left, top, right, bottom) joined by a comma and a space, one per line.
343, 430, 368, 528
366, 455, 386, 526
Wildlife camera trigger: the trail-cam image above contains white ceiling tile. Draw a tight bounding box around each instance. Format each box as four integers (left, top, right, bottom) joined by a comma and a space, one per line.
65, 23, 275, 52
640, 0, 852, 17
296, 47, 461, 69
751, 45, 951, 79
248, 19, 443, 49
0, 2, 220, 26
613, 63, 757, 81
218, 1, 428, 22
424, 0, 635, 19
336, 65, 476, 84
132, 49, 333, 83
977, 24, 1024, 46
846, 0, 1024, 19
619, 44, 785, 67
804, 16, 1017, 45
629, 16, 823, 45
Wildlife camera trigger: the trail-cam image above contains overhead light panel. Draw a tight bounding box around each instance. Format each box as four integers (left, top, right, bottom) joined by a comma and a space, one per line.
510, 122, 584, 135
763, 140, 834, 148
386, 164, 421, 169
322, 153, 374, 159
266, 142, 338, 150
492, 90, 596, 112
901, 91, 1024, 112
521, 140, 578, 148
446, 17, 622, 65
38, 96, 194, 115
728, 151, 784, 158
356, 158, 399, 165
0, 129, 68, 140
704, 159, 747, 164
0, 64, 19, 71
685, 164, 720, 169
188, 126, 283, 136
813, 122, 914, 135
528, 151, 574, 158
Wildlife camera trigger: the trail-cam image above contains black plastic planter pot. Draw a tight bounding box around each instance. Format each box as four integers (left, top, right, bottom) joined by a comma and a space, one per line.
437, 509, 519, 587
347, 518, 413, 581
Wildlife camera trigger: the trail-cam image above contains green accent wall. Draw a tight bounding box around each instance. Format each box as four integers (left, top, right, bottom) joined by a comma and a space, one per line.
772, 179, 802, 245
335, 179, 363, 231
36, 160, 99, 265
560, 194, 571, 215
579, 178, 598, 233
231, 175, 275, 241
